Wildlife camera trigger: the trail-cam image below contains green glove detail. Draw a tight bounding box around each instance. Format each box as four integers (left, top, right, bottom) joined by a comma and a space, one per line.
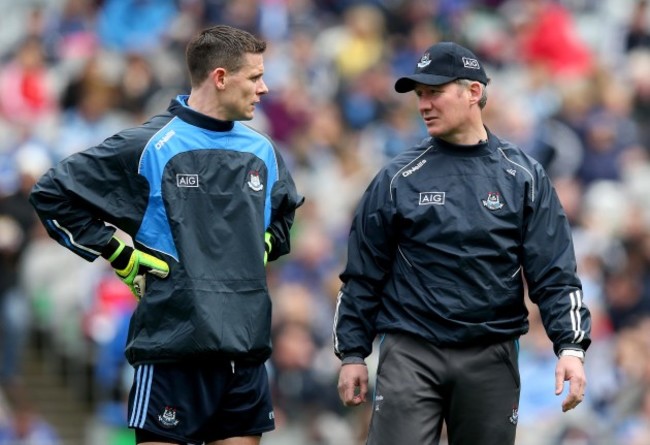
103, 237, 169, 300
264, 231, 273, 266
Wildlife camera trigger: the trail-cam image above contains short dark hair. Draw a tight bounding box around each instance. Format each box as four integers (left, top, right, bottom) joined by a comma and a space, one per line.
185, 25, 267, 87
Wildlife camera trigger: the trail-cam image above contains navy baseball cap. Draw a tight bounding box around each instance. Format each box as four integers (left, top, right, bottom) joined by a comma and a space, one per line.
394, 42, 489, 93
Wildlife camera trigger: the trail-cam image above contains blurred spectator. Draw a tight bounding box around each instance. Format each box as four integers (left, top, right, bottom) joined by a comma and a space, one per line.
262, 81, 312, 146
389, 20, 441, 80
505, 0, 594, 80
618, 386, 650, 444
274, 225, 339, 342
552, 78, 596, 145
517, 301, 565, 441
268, 27, 338, 103
219, 0, 261, 35
60, 54, 109, 111
0, 364, 59, 445
268, 320, 349, 445
0, 36, 58, 128
38, 0, 98, 64
316, 4, 387, 83
607, 269, 647, 332
95, 0, 177, 54
359, 97, 427, 162
0, 150, 46, 395
53, 65, 132, 160
116, 53, 161, 122
577, 72, 643, 186
628, 50, 650, 152
165, 0, 207, 56
0, 406, 60, 445
338, 62, 396, 130
625, 0, 650, 52
18, 226, 98, 368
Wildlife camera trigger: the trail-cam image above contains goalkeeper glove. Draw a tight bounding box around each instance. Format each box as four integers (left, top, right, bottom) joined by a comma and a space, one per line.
264, 231, 273, 266
101, 237, 169, 300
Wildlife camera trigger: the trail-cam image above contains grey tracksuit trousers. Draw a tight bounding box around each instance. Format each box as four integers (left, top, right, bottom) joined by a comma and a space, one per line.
367, 332, 520, 445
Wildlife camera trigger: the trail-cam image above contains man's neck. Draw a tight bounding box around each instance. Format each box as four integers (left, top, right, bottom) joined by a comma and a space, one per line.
187, 88, 228, 121
437, 125, 488, 146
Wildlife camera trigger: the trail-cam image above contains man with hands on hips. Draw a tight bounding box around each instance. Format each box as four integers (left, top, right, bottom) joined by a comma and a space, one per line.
30, 25, 303, 445
333, 41, 590, 445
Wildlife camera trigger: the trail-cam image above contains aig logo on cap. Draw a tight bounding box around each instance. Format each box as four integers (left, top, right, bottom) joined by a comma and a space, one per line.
462, 57, 480, 69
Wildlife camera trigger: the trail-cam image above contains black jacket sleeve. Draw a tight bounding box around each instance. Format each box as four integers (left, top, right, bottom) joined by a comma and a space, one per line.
29, 129, 150, 261
333, 169, 397, 360
522, 163, 591, 354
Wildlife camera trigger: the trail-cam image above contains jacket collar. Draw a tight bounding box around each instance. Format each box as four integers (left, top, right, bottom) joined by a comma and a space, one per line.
430, 127, 498, 157
168, 95, 235, 132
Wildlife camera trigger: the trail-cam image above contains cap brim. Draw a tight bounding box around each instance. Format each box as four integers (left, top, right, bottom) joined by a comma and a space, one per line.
394, 74, 457, 93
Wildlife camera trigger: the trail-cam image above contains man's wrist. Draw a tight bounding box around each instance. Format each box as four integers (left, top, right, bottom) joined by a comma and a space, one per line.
341, 356, 366, 366
101, 237, 133, 269
101, 237, 123, 260
559, 348, 585, 363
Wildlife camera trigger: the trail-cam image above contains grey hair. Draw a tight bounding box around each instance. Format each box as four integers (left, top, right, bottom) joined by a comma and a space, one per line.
456, 79, 488, 109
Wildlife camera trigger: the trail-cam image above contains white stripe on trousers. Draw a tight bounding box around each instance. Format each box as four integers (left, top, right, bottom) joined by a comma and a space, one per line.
129, 364, 154, 429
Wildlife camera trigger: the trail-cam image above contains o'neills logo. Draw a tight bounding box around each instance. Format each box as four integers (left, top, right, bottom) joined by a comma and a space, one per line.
155, 130, 176, 150
402, 159, 427, 177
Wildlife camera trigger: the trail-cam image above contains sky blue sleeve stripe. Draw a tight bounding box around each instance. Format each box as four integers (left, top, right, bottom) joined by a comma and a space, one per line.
136, 121, 181, 260
234, 123, 280, 228
256, 134, 279, 229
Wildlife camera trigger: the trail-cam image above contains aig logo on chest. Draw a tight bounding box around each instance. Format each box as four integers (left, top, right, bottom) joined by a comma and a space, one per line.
419, 192, 445, 205
177, 174, 199, 187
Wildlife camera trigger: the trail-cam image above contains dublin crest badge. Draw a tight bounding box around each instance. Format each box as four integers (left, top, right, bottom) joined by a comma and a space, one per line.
482, 192, 504, 210
158, 406, 180, 428
247, 171, 264, 191
417, 53, 431, 69
509, 406, 519, 425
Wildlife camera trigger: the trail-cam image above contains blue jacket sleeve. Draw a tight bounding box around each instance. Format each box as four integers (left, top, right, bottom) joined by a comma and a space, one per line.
333, 170, 397, 360
522, 164, 591, 354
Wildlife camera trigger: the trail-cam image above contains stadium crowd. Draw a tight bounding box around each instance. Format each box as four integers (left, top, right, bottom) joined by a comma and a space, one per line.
0, 0, 649, 444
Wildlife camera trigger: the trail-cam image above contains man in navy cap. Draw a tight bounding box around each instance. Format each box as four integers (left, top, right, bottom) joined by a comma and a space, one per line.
333, 41, 590, 445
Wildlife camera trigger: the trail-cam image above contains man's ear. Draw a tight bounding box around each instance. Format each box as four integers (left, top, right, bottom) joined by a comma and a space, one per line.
211, 67, 227, 90
469, 82, 483, 105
